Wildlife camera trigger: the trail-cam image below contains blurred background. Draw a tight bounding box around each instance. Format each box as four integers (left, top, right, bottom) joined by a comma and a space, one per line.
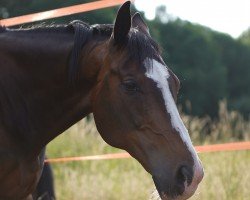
1, 1, 249, 199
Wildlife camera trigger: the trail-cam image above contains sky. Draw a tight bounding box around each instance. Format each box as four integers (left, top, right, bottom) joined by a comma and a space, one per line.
134, 0, 250, 38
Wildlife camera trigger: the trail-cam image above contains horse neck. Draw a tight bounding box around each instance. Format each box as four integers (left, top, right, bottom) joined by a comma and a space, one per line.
0, 28, 103, 156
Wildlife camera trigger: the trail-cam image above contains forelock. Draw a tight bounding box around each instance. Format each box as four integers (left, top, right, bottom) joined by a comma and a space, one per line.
127, 29, 161, 68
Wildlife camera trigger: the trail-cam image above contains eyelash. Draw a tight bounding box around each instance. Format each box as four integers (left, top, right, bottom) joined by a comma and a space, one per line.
122, 80, 140, 92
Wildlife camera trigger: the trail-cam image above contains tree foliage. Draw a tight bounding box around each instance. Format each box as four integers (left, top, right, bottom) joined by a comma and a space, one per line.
239, 27, 250, 46
148, 18, 250, 117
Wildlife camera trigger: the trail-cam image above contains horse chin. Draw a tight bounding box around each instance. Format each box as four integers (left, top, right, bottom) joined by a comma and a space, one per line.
152, 182, 198, 200
159, 192, 196, 200
156, 187, 198, 200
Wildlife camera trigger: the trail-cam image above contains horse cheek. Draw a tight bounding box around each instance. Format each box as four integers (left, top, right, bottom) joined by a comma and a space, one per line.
92, 80, 126, 148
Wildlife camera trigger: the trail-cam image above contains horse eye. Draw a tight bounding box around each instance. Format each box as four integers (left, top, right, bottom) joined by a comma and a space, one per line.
122, 80, 139, 92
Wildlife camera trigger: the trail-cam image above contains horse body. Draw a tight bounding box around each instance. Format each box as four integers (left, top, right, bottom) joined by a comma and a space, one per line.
0, 2, 203, 199
0, 26, 94, 199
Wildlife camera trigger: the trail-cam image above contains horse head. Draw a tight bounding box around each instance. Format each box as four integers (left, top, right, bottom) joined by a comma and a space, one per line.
92, 2, 203, 199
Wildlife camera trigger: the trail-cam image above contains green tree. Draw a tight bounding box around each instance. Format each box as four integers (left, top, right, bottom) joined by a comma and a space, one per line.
149, 19, 227, 117
239, 27, 250, 46
213, 32, 250, 117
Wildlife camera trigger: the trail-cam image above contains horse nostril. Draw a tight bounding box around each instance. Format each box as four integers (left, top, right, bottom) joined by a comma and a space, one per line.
176, 165, 193, 186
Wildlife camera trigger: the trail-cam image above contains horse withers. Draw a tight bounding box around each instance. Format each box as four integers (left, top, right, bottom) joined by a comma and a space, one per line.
0, 1, 203, 199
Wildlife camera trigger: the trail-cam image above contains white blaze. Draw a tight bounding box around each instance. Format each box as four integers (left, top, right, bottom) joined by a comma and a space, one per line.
144, 58, 198, 161
145, 58, 203, 198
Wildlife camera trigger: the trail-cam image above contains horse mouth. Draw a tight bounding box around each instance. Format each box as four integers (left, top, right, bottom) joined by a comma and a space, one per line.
164, 183, 199, 200
151, 189, 197, 200
150, 182, 198, 200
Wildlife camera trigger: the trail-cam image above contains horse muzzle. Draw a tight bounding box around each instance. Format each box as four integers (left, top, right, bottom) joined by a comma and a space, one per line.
152, 161, 204, 200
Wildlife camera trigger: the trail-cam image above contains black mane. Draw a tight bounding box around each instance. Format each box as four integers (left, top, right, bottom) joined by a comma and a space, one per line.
92, 24, 113, 37
1, 21, 160, 83
91, 24, 161, 68
127, 29, 161, 66
67, 21, 92, 84
0, 22, 91, 84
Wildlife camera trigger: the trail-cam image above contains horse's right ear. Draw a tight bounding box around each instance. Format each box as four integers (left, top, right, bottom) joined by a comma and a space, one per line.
112, 1, 131, 45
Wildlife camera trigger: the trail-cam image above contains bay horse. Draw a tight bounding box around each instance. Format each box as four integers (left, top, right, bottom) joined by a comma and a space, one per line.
0, 1, 203, 199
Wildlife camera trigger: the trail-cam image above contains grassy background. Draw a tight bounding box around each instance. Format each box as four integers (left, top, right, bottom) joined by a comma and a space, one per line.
46, 103, 250, 200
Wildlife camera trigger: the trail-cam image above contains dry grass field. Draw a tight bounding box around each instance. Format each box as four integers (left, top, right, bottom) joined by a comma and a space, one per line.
47, 102, 250, 200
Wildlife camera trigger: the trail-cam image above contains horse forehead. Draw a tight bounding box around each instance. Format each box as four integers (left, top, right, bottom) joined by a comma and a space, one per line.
143, 58, 170, 80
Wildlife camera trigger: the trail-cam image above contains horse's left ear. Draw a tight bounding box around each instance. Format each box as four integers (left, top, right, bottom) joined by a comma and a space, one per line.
112, 1, 131, 44
132, 12, 150, 36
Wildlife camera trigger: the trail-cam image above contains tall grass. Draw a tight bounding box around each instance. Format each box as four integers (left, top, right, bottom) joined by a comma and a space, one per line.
183, 100, 250, 144
47, 101, 250, 199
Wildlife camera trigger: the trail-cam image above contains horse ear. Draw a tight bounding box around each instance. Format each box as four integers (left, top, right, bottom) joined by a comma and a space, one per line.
132, 12, 150, 36
113, 1, 131, 44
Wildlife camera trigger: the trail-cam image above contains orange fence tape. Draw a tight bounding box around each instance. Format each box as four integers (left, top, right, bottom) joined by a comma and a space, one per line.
0, 0, 128, 27
195, 141, 250, 153
45, 141, 250, 163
